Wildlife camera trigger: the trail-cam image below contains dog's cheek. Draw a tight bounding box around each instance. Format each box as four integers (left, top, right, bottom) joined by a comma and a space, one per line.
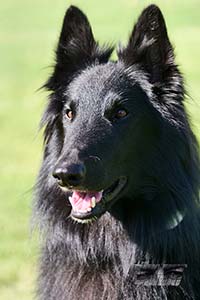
44, 120, 65, 171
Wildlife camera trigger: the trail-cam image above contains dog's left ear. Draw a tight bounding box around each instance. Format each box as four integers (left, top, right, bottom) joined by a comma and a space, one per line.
45, 6, 113, 91
119, 5, 175, 84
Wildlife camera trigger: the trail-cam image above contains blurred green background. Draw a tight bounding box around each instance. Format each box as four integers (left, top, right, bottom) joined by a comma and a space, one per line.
0, 0, 199, 299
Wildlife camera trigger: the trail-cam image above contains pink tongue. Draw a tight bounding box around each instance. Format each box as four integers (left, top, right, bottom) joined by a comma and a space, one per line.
69, 191, 103, 212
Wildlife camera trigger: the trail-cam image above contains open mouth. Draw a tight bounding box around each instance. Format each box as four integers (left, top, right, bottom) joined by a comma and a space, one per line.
68, 177, 127, 223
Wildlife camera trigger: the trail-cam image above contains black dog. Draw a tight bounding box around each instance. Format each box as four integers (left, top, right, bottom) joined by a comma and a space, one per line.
35, 5, 200, 299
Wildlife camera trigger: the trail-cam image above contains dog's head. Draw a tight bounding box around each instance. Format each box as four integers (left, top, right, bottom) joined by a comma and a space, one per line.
42, 5, 185, 223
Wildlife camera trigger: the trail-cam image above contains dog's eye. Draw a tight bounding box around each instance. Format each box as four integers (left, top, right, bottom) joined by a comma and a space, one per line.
114, 109, 128, 119
65, 109, 74, 121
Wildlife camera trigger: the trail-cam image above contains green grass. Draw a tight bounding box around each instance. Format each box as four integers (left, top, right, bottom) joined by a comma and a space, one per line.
0, 0, 200, 299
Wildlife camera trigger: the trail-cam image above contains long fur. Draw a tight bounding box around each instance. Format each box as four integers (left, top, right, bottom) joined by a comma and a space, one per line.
34, 5, 200, 300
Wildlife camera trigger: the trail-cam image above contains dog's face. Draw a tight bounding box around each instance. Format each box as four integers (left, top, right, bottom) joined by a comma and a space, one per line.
53, 63, 158, 222
43, 5, 181, 223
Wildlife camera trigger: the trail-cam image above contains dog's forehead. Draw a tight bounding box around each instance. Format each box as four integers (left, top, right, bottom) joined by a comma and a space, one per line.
67, 63, 130, 104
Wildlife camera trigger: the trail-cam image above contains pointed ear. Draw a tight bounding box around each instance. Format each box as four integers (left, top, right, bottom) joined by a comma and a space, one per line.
118, 5, 175, 84
46, 6, 113, 90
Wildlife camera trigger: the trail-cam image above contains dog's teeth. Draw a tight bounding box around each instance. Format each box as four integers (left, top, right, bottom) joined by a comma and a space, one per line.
79, 209, 88, 213
87, 207, 92, 212
69, 196, 72, 201
91, 197, 96, 208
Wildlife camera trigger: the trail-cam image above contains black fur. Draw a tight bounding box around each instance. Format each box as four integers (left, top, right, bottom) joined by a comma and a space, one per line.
34, 5, 200, 299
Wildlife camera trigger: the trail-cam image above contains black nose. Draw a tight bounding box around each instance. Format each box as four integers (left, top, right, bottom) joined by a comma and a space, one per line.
53, 163, 86, 187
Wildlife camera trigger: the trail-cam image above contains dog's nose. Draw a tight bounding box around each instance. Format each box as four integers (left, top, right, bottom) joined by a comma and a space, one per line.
53, 163, 86, 187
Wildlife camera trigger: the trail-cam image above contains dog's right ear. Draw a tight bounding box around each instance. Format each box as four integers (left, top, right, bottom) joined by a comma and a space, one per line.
45, 6, 113, 91
118, 5, 175, 85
